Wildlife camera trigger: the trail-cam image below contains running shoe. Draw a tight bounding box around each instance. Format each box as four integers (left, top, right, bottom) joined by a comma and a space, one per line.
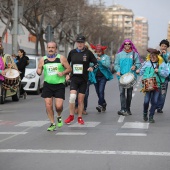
149, 117, 155, 123
96, 105, 103, 112
143, 113, 148, 121
47, 123, 56, 131
57, 117, 63, 128
64, 115, 74, 124
78, 117, 84, 125
102, 103, 107, 112
117, 110, 128, 116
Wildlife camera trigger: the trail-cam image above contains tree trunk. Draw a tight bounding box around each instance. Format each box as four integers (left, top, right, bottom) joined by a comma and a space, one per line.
39, 35, 45, 56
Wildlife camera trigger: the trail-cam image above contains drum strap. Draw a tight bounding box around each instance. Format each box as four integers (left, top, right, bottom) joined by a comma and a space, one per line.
151, 61, 163, 83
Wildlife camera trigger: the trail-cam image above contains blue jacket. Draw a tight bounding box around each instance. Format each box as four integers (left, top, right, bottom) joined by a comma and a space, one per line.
94, 54, 113, 80
114, 50, 140, 80
139, 61, 169, 87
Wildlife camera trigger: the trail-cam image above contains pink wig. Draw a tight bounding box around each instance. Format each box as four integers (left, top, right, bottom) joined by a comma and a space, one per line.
117, 39, 139, 54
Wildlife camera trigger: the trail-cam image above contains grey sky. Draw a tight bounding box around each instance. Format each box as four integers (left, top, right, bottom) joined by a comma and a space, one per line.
89, 0, 170, 48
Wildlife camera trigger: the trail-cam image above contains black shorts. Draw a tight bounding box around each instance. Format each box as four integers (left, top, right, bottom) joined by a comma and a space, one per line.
70, 77, 87, 94
41, 82, 65, 99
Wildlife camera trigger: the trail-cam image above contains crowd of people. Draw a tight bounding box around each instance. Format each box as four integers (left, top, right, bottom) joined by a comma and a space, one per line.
35, 35, 170, 131
1, 35, 170, 131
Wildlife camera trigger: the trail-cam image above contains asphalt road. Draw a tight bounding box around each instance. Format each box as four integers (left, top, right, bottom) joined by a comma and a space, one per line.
0, 75, 170, 170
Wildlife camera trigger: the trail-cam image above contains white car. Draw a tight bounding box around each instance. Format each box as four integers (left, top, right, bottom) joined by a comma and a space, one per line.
21, 55, 44, 94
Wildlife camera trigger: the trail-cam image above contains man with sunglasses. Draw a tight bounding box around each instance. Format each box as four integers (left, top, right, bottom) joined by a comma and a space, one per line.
114, 39, 140, 116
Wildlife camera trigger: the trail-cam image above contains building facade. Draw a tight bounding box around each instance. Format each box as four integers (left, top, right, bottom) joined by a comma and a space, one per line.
133, 17, 149, 56
103, 5, 134, 40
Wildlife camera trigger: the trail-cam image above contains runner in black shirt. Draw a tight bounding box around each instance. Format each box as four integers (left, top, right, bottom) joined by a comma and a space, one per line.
65, 35, 98, 125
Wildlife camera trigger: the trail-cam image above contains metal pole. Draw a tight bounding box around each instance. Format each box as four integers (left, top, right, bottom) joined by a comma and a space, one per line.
77, 2, 80, 35
12, 0, 18, 55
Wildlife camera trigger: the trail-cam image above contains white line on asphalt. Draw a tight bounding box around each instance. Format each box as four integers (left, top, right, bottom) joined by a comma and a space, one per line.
134, 88, 137, 91
118, 116, 125, 123
56, 132, 86, 135
122, 122, 149, 129
0, 132, 28, 135
116, 133, 147, 136
0, 105, 70, 143
132, 93, 135, 97
1, 149, 170, 157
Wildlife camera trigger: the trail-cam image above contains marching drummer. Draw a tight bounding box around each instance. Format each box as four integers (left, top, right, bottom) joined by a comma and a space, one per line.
136, 48, 169, 123
114, 39, 140, 116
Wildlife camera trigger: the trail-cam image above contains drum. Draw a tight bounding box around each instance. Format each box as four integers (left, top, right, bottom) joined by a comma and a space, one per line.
3, 68, 20, 90
142, 77, 158, 92
119, 72, 136, 89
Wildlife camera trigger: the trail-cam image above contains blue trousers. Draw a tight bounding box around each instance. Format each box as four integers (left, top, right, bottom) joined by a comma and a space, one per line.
143, 89, 160, 117
94, 76, 107, 106
156, 79, 169, 110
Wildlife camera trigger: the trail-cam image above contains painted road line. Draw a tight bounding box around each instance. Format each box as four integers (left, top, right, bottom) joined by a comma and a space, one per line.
1, 149, 170, 157
134, 88, 138, 91
56, 132, 86, 135
122, 122, 149, 129
132, 93, 135, 97
118, 116, 125, 123
0, 132, 28, 135
15, 121, 49, 127
116, 133, 147, 136
69, 122, 100, 128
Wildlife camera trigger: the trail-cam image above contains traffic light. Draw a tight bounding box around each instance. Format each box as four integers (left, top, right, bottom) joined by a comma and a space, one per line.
45, 24, 54, 42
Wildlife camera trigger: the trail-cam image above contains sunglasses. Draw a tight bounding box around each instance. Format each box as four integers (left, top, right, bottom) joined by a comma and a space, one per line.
124, 43, 131, 45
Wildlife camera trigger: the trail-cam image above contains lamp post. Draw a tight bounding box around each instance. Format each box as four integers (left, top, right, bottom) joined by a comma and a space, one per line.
12, 0, 18, 55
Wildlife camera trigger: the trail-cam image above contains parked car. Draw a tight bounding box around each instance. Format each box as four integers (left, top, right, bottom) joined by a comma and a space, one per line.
21, 55, 44, 94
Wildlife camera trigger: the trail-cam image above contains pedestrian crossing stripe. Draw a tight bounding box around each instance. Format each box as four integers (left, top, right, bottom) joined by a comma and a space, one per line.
0, 132, 28, 135
116, 133, 147, 136
121, 122, 149, 129
56, 132, 86, 135
15, 121, 49, 127
69, 122, 100, 127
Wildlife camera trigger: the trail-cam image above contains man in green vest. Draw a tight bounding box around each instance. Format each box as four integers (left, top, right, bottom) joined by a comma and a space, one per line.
37, 41, 72, 131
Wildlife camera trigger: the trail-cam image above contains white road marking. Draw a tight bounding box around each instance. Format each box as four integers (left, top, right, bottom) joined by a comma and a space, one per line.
0, 132, 28, 135
122, 122, 149, 129
136, 84, 139, 87
56, 132, 86, 135
15, 121, 49, 127
132, 93, 135, 97
1, 149, 170, 157
116, 133, 147, 136
69, 122, 100, 127
134, 88, 137, 91
118, 116, 125, 123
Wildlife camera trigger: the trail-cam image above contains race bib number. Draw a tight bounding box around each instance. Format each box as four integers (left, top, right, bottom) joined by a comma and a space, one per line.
73, 64, 83, 74
46, 64, 58, 75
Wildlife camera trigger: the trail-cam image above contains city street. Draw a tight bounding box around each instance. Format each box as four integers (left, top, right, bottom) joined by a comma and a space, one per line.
0, 76, 170, 170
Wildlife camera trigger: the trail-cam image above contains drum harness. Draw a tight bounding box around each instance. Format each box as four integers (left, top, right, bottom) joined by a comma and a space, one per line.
150, 60, 166, 94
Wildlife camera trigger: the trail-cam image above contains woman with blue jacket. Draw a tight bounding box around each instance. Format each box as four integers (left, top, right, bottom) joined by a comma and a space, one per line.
136, 48, 169, 123
90, 44, 113, 112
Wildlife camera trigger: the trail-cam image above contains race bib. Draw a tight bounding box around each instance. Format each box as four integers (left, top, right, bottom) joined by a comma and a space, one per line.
46, 64, 58, 75
73, 64, 83, 74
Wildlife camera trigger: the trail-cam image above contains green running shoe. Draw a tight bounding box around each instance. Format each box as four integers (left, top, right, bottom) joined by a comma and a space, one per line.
57, 117, 63, 128
47, 123, 56, 131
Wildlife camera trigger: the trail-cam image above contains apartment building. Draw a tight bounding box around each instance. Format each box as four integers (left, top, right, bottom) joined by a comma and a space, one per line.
103, 4, 134, 40
167, 21, 170, 41
133, 17, 149, 56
